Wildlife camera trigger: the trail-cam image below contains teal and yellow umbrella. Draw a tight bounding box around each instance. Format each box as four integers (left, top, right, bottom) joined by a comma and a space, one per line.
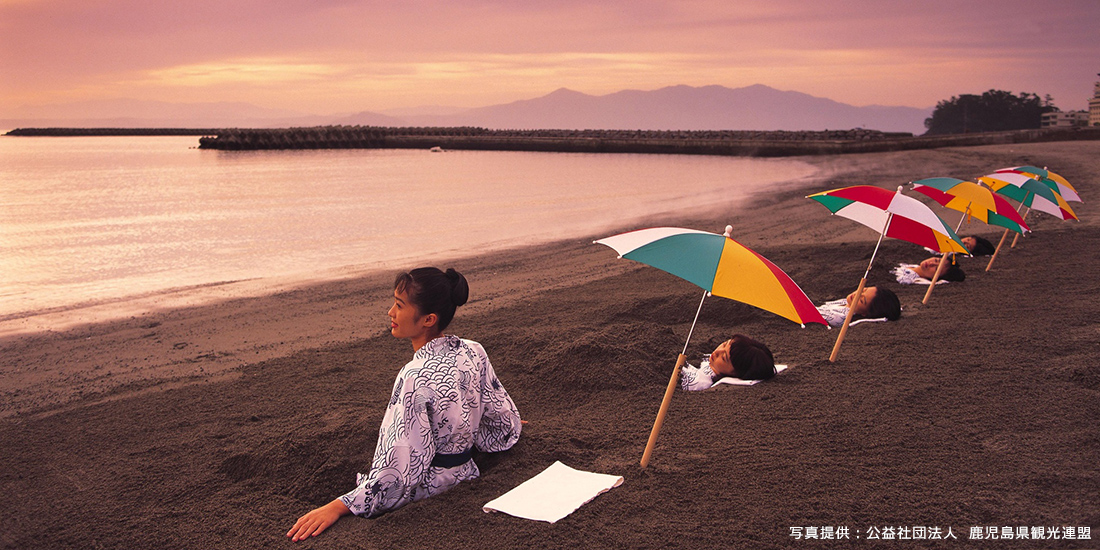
595, 226, 825, 467
595, 226, 826, 327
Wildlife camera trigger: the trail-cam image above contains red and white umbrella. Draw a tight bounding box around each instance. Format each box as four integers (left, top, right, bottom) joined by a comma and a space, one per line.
808, 185, 969, 361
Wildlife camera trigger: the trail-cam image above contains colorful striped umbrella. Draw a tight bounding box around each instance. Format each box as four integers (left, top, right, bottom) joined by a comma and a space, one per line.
595, 226, 826, 467
808, 185, 969, 361
808, 185, 969, 254
978, 171, 1077, 221
911, 178, 1030, 235
595, 227, 827, 327
998, 166, 1082, 203
910, 177, 1031, 300
906, 177, 1025, 273
978, 169, 1079, 256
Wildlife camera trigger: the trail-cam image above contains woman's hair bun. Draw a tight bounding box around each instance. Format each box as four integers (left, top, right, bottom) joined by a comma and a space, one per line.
445, 268, 469, 307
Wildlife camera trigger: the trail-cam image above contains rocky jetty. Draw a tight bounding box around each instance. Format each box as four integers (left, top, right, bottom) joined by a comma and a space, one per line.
195, 126, 1100, 156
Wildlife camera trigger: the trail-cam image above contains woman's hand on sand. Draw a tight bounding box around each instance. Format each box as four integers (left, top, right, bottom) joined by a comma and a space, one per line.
287, 499, 352, 542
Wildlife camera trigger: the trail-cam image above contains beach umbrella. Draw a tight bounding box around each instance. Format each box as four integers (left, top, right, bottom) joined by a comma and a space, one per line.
998, 166, 1082, 203
807, 185, 969, 361
996, 167, 1081, 246
978, 171, 1077, 221
911, 177, 1031, 276
978, 170, 1078, 253
911, 178, 1030, 235
594, 225, 827, 468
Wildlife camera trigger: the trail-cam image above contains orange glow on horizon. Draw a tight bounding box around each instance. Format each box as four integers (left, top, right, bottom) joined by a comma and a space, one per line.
1, 0, 1096, 115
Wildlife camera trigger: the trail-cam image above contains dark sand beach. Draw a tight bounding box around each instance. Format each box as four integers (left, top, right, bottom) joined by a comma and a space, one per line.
2, 142, 1098, 549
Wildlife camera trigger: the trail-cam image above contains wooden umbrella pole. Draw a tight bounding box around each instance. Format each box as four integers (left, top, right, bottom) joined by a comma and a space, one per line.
829, 277, 866, 362
831, 205, 893, 360
830, 208, 892, 363
640, 291, 708, 468
986, 228, 1010, 271
923, 210, 965, 304
921, 254, 950, 304
640, 353, 687, 469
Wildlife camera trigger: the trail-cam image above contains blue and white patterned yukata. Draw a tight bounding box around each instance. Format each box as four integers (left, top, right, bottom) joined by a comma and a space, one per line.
339, 335, 521, 517
816, 298, 850, 328
817, 298, 892, 327
890, 263, 946, 285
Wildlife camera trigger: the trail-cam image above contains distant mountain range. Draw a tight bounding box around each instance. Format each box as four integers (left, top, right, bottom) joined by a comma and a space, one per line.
2, 85, 933, 135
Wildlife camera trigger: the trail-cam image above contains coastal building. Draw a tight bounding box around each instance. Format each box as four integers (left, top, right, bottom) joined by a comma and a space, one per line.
1041, 110, 1089, 128
1091, 74, 1100, 127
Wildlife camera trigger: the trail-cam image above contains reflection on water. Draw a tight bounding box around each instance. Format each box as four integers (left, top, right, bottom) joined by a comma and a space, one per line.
0, 135, 816, 322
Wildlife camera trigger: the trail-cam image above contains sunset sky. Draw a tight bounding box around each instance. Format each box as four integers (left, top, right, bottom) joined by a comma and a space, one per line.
2, 0, 1098, 116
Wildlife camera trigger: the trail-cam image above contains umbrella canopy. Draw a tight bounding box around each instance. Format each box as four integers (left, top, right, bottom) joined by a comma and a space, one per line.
594, 227, 827, 327
999, 166, 1082, 203
978, 171, 1078, 221
807, 184, 970, 254
911, 177, 1030, 235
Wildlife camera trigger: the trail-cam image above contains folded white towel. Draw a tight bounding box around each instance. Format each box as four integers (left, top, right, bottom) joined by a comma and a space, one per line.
713, 364, 789, 386
483, 461, 624, 523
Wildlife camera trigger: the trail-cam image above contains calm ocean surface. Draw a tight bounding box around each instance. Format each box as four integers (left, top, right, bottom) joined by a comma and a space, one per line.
0, 135, 817, 326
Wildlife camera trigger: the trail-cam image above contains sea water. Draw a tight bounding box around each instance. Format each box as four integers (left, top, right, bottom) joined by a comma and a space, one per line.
0, 135, 817, 329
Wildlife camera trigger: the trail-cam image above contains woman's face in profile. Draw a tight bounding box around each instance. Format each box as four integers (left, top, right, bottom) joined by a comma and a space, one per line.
709, 339, 735, 377
388, 288, 427, 340
962, 236, 976, 251
846, 286, 878, 317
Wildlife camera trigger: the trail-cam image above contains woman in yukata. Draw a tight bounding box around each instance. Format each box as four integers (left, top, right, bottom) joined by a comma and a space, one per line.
891, 256, 965, 285
816, 286, 901, 328
680, 334, 776, 391
287, 267, 522, 542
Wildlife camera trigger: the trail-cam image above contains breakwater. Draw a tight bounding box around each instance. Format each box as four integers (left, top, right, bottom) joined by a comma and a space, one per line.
8, 126, 1100, 156
195, 126, 1100, 156
196, 126, 913, 156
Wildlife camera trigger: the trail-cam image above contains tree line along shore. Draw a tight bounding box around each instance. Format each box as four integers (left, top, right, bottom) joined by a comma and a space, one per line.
7, 125, 1100, 156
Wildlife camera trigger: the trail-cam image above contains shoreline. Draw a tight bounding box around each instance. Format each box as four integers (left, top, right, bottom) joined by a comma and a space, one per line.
1, 141, 1097, 549
2, 141, 1098, 418
1, 141, 819, 333
0, 158, 818, 337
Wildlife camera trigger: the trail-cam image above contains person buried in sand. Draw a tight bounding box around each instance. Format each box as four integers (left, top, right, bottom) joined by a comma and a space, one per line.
287, 267, 522, 542
680, 334, 777, 391
962, 235, 996, 256
816, 286, 901, 328
891, 256, 965, 285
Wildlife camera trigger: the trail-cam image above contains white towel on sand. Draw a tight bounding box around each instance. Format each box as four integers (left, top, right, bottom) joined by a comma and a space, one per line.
483, 461, 623, 523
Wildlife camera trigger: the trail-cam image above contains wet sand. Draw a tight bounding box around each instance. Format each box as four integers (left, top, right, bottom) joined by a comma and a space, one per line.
2, 142, 1098, 549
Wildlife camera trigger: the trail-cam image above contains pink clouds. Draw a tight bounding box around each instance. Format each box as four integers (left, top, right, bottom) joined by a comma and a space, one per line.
1, 0, 1097, 115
